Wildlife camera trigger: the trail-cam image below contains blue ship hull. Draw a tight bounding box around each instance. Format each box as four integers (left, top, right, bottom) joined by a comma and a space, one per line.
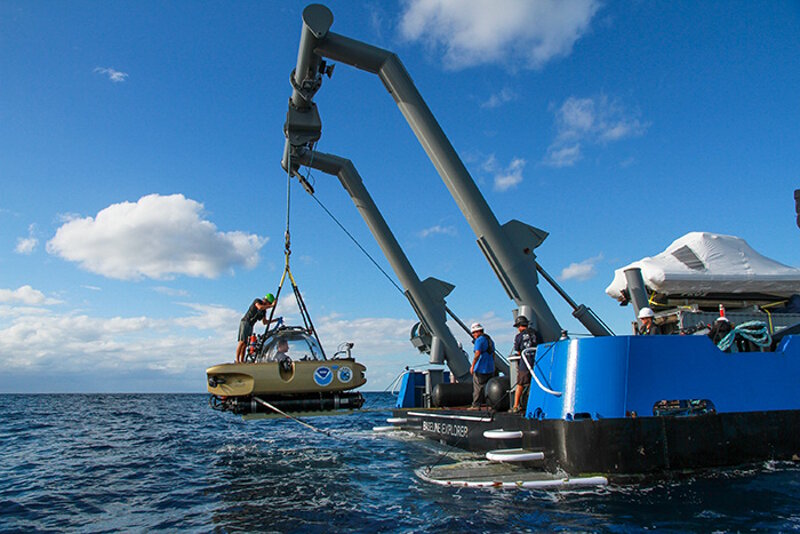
393, 335, 800, 476
530, 334, 800, 419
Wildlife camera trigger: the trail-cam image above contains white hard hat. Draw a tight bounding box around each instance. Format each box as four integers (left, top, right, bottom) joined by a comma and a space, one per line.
470, 322, 484, 333
638, 307, 655, 319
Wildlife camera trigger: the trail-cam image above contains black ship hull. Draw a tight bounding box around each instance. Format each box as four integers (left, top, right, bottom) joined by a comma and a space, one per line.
393, 408, 800, 478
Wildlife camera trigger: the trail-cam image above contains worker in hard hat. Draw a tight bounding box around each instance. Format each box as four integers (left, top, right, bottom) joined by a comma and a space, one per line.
468, 322, 495, 410
637, 307, 662, 336
235, 293, 278, 362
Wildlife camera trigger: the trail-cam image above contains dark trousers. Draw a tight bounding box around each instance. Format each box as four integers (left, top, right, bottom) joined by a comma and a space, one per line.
472, 372, 493, 407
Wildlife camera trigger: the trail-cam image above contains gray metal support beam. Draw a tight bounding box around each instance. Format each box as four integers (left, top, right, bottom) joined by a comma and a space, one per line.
292, 148, 487, 381
624, 267, 649, 320
535, 262, 613, 336
290, 4, 332, 110
284, 5, 614, 348
311, 26, 563, 341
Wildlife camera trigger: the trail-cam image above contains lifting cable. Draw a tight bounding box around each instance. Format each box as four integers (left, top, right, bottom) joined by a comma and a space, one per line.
300, 167, 473, 336
265, 149, 326, 358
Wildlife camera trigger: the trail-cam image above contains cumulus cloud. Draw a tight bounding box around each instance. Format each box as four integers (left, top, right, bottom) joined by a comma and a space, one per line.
46, 194, 267, 280
482, 155, 527, 192
0, 312, 223, 374
316, 315, 416, 357
543, 95, 649, 167
0, 285, 61, 305
15, 224, 38, 254
0, 291, 235, 375
94, 67, 128, 83
0, 286, 419, 390
173, 303, 240, 332
0, 282, 527, 389
481, 87, 517, 109
544, 144, 582, 168
418, 225, 457, 238
559, 254, 603, 281
15, 237, 38, 254
494, 158, 526, 191
399, 0, 600, 70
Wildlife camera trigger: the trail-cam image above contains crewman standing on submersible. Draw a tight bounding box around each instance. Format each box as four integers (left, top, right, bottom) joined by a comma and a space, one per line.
235, 294, 277, 363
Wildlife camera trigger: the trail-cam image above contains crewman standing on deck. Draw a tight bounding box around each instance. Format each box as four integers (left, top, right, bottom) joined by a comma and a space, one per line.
469, 323, 495, 410
637, 307, 662, 335
510, 315, 541, 414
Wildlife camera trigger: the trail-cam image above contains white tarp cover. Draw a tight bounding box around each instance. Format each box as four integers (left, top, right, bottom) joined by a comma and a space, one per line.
606, 232, 800, 301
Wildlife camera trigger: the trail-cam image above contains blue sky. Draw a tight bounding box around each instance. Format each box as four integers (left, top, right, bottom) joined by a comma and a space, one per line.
1, 1, 799, 393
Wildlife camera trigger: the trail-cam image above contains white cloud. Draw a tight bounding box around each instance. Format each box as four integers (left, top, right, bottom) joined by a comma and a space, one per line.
14, 224, 38, 254
0, 285, 61, 305
399, 0, 600, 70
543, 95, 648, 167
418, 225, 457, 238
481, 87, 517, 109
480, 154, 498, 173
153, 286, 189, 297
0, 304, 52, 318
480, 154, 527, 191
0, 283, 433, 390
56, 212, 82, 223
46, 194, 267, 280
0, 290, 420, 390
15, 237, 38, 254
94, 67, 129, 83
493, 157, 526, 191
0, 283, 533, 389
543, 144, 582, 168
316, 315, 416, 357
559, 254, 603, 281
0, 297, 236, 374
173, 303, 240, 332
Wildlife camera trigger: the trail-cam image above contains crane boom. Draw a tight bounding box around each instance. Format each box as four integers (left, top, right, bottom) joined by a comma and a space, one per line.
282, 4, 612, 346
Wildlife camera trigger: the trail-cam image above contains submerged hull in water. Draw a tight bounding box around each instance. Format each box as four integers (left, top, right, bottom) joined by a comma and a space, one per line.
213, 390, 365, 416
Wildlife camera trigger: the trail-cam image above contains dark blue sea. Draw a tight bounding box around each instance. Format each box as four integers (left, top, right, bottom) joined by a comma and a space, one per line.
2, 393, 799, 533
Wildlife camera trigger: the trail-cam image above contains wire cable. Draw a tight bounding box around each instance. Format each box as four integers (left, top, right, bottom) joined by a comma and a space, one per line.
306, 182, 405, 296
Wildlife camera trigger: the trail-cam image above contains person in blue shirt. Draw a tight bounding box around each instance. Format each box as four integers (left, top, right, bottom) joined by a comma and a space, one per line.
469, 322, 495, 410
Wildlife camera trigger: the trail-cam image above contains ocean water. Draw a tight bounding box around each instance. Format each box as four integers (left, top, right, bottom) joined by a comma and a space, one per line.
2, 393, 799, 533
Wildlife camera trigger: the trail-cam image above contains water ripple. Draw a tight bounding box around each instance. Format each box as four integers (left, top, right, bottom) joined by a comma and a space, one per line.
1, 393, 799, 532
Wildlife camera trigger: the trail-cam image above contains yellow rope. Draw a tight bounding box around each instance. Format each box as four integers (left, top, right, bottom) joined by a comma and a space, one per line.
763, 307, 774, 334
760, 299, 788, 309
647, 292, 693, 311
759, 299, 788, 334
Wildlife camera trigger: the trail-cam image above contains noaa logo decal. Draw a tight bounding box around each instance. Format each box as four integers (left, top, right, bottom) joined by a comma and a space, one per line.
337, 367, 353, 383
313, 366, 333, 386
